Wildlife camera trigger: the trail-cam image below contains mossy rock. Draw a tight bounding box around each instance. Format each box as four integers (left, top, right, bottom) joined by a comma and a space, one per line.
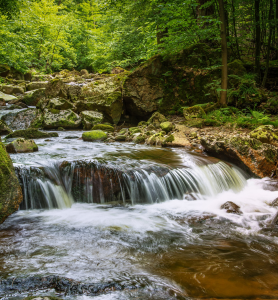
138, 121, 148, 126
92, 124, 114, 132
134, 134, 146, 144
228, 59, 247, 76
183, 106, 206, 120
129, 127, 141, 134
119, 128, 128, 135
47, 98, 74, 110
160, 121, 174, 133
81, 111, 104, 130
5, 129, 58, 139
43, 109, 82, 129
185, 118, 204, 128
22, 88, 46, 106
147, 131, 166, 146
250, 125, 278, 144
147, 112, 167, 126
82, 130, 108, 142
115, 135, 126, 141
0, 137, 23, 223
6, 138, 38, 153
0, 120, 12, 135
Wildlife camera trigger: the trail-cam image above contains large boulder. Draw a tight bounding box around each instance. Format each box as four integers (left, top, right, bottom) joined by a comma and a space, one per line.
22, 88, 46, 106
6, 138, 38, 153
0, 85, 24, 95
80, 111, 104, 130
45, 78, 68, 99
43, 108, 82, 129
26, 81, 48, 91
76, 76, 124, 124
1, 108, 41, 130
5, 128, 58, 139
47, 98, 74, 110
0, 138, 23, 223
201, 132, 278, 178
0, 120, 12, 135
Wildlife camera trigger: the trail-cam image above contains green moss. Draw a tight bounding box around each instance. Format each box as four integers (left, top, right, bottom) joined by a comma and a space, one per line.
183, 106, 206, 120
50, 108, 60, 114
6, 129, 58, 139
134, 134, 146, 144
164, 134, 174, 143
160, 122, 174, 133
129, 127, 141, 134
92, 124, 114, 132
82, 130, 108, 141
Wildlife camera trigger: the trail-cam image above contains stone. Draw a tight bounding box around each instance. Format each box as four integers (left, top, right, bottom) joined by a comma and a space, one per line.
134, 134, 146, 144
0, 120, 12, 135
0, 99, 6, 106
138, 121, 148, 126
129, 127, 141, 134
80, 69, 89, 76
22, 88, 46, 106
76, 76, 124, 124
163, 125, 191, 147
0, 91, 17, 102
47, 98, 74, 110
250, 125, 278, 145
147, 112, 167, 127
160, 121, 174, 133
6, 138, 38, 153
119, 128, 128, 135
147, 131, 166, 146
221, 201, 242, 214
31, 74, 53, 82
183, 105, 206, 120
45, 78, 68, 99
92, 124, 114, 132
271, 197, 278, 206
26, 81, 48, 91
0, 85, 24, 95
0, 138, 23, 223
5, 129, 58, 139
43, 109, 82, 129
80, 111, 104, 130
115, 135, 126, 141
2, 108, 41, 130
82, 130, 107, 142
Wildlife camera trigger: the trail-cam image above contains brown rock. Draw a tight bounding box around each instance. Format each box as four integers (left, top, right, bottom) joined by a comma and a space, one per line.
221, 201, 242, 214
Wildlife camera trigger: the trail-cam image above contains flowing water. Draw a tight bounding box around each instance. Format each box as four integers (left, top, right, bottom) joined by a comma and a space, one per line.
1, 131, 278, 299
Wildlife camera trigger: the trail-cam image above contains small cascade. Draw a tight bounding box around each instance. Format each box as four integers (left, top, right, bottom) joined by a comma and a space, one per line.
15, 159, 247, 210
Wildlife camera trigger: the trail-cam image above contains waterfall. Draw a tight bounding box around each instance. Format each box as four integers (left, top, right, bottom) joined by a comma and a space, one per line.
15, 159, 247, 210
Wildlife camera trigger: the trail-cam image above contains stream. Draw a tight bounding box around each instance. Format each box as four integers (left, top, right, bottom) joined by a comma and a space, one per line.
1, 131, 278, 299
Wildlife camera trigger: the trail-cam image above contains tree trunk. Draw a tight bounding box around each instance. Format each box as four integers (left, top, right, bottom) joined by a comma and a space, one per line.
255, 0, 261, 83
231, 0, 241, 59
262, 0, 274, 87
219, 0, 228, 107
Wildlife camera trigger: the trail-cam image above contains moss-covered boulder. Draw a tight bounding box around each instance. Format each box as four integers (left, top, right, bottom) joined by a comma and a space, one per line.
129, 127, 141, 134
22, 88, 46, 106
82, 130, 107, 141
6, 138, 38, 153
2, 108, 41, 130
76, 76, 124, 124
250, 125, 278, 145
133, 134, 146, 144
0, 138, 23, 223
47, 98, 74, 110
26, 81, 48, 91
5, 129, 58, 139
147, 131, 167, 146
81, 111, 104, 130
147, 112, 167, 127
0, 85, 24, 95
43, 109, 82, 129
160, 121, 174, 133
0, 91, 17, 102
45, 78, 68, 99
115, 135, 126, 141
92, 124, 114, 132
0, 120, 12, 135
183, 106, 206, 120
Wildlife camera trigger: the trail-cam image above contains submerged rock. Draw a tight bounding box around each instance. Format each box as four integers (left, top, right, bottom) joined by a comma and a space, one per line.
6, 138, 38, 153
221, 201, 242, 214
0, 138, 23, 223
81, 111, 104, 130
5, 129, 58, 139
82, 130, 107, 141
43, 109, 81, 129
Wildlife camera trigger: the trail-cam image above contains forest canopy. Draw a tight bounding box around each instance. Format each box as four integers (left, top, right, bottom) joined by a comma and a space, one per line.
0, 0, 277, 77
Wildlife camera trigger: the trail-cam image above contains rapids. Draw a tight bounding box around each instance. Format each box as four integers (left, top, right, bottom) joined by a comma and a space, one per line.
1, 130, 278, 299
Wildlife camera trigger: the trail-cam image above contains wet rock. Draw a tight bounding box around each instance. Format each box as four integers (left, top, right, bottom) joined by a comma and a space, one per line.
221, 201, 242, 214
201, 134, 278, 178
82, 130, 107, 141
5, 129, 58, 139
26, 81, 48, 91
47, 97, 74, 110
160, 121, 174, 133
22, 88, 46, 106
81, 111, 104, 130
6, 138, 38, 153
0, 85, 24, 95
0, 91, 17, 102
92, 124, 114, 132
271, 212, 278, 226
63, 136, 79, 139
0, 100, 5, 106
147, 131, 166, 146
43, 109, 81, 129
250, 125, 278, 145
0, 120, 12, 135
271, 197, 278, 206
0, 138, 23, 223
147, 112, 167, 127
2, 108, 41, 130
133, 134, 146, 144
115, 135, 126, 141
